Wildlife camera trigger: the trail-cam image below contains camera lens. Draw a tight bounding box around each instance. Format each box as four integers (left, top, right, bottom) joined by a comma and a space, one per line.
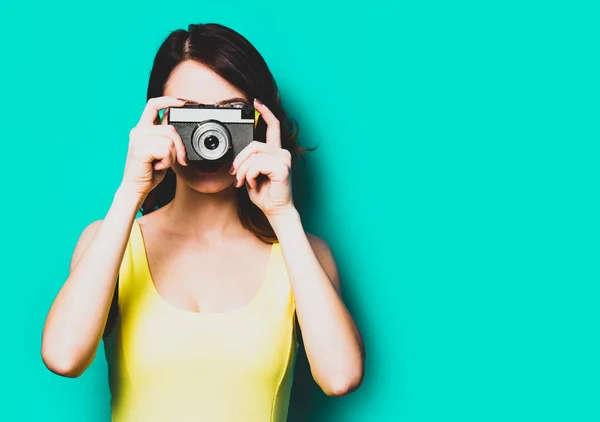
204, 135, 219, 150
192, 122, 231, 160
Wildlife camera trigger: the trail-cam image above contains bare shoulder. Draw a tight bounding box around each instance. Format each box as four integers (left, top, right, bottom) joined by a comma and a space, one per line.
306, 233, 341, 293
70, 220, 104, 272
76, 220, 104, 246
306, 232, 329, 252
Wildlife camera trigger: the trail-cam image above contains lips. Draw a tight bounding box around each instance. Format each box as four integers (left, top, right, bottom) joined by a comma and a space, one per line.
190, 160, 227, 174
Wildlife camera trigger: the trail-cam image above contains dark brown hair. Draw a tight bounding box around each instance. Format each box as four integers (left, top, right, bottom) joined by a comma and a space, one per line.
141, 23, 309, 243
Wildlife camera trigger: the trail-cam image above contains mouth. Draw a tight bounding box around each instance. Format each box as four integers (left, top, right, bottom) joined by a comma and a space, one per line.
189, 160, 228, 174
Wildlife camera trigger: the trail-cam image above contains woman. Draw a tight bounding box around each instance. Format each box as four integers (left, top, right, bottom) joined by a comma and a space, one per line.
41, 23, 365, 421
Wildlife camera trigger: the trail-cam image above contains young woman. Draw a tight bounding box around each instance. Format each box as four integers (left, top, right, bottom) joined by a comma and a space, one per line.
41, 23, 365, 421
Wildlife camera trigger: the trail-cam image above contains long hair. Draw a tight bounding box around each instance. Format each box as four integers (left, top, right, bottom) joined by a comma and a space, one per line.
142, 23, 309, 243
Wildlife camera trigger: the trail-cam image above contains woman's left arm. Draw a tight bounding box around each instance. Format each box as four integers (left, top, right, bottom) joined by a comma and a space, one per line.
232, 99, 365, 396
269, 208, 366, 396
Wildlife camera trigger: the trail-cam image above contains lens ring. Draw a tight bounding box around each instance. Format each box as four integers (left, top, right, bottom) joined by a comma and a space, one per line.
192, 122, 231, 160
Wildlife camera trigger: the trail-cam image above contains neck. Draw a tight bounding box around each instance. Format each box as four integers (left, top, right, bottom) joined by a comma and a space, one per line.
162, 178, 246, 240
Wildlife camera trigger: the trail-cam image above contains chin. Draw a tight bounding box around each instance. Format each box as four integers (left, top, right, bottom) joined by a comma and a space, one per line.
173, 161, 236, 194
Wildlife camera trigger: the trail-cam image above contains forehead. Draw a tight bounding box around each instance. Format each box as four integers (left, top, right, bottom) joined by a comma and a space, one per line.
164, 60, 247, 103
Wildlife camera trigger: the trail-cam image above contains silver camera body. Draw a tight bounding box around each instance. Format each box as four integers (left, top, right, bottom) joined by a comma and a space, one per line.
168, 103, 255, 162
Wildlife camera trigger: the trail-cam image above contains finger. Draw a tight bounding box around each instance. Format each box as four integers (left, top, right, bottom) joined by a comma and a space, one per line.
235, 154, 260, 188
154, 152, 176, 171
152, 144, 177, 171
132, 135, 171, 161
245, 164, 265, 190
232, 141, 269, 173
236, 155, 285, 189
138, 96, 186, 127
145, 125, 188, 166
245, 157, 289, 189
135, 137, 176, 170
136, 144, 170, 169
254, 99, 281, 148
142, 140, 172, 167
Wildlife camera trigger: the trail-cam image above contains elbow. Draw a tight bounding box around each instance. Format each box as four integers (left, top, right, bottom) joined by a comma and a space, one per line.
316, 344, 366, 397
41, 344, 86, 378
320, 369, 365, 397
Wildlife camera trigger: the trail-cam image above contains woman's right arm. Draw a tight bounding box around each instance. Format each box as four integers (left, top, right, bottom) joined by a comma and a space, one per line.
41, 96, 188, 378
41, 188, 143, 377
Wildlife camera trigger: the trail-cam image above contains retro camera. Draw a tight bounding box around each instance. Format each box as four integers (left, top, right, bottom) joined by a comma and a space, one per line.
167, 103, 255, 162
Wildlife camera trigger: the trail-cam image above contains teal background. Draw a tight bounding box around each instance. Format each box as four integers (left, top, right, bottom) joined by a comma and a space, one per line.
1, 0, 598, 420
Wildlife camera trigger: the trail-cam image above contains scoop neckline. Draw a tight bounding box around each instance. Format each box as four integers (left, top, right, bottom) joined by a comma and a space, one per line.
133, 219, 277, 319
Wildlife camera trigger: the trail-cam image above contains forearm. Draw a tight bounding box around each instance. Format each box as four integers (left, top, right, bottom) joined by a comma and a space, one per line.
42, 186, 143, 376
269, 208, 365, 395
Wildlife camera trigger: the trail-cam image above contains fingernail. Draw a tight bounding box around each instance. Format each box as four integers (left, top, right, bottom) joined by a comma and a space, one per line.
229, 165, 235, 174
254, 98, 262, 105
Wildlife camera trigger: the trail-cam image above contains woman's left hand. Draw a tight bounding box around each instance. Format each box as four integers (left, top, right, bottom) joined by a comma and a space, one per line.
230, 99, 294, 218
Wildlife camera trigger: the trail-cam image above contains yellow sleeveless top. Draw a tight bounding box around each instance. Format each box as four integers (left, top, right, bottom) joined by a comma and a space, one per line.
103, 220, 299, 422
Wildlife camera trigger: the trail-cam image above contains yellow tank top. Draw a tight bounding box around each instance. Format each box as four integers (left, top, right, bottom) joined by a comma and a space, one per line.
103, 220, 299, 422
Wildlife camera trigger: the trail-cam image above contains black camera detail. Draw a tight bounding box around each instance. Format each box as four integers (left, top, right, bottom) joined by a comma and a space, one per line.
167, 104, 256, 162
204, 135, 219, 150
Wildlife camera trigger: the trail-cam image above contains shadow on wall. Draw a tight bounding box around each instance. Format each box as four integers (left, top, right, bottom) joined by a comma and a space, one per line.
287, 153, 367, 421
288, 345, 335, 422
288, 156, 335, 421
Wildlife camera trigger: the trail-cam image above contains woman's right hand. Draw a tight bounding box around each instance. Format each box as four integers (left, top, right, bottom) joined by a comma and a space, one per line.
120, 96, 188, 199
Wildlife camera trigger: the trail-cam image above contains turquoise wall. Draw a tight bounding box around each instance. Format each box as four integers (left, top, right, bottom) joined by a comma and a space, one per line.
2, 1, 598, 420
